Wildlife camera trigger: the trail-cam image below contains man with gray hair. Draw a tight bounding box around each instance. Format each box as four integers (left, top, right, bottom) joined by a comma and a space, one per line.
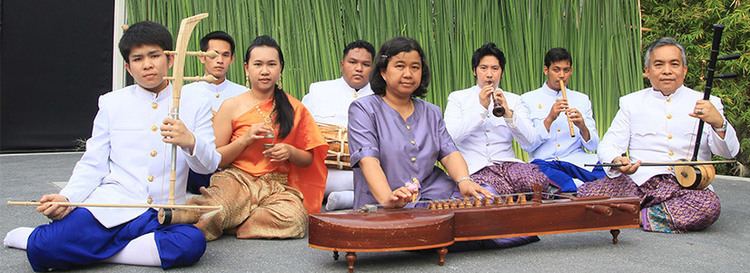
577, 37, 739, 233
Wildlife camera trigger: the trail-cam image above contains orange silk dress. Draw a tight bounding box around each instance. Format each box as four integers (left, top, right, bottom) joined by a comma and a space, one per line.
230, 94, 329, 213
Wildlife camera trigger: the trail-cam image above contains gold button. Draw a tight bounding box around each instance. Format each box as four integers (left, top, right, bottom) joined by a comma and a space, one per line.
147, 196, 153, 204
557, 129, 561, 133
410, 140, 416, 145
150, 150, 157, 157
667, 134, 673, 140
556, 144, 561, 148
666, 97, 671, 103
666, 114, 672, 119
151, 124, 158, 132
151, 102, 158, 109
668, 151, 674, 157
406, 125, 411, 130
538, 104, 543, 109
412, 177, 419, 184
215, 93, 220, 98
147, 175, 154, 182
410, 157, 417, 162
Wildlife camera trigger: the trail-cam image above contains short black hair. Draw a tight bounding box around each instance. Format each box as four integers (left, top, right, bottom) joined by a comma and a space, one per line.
544, 48, 572, 67
200, 31, 235, 56
370, 37, 431, 98
118, 21, 173, 63
342, 40, 375, 60
471, 42, 506, 73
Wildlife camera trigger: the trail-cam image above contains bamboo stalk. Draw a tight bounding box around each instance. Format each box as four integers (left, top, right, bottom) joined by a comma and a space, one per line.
126, 0, 644, 157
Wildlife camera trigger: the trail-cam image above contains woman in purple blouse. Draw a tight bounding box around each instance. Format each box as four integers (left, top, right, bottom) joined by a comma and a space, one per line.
348, 37, 491, 209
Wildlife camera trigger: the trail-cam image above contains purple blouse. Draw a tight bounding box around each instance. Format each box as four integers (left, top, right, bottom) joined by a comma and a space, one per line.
348, 95, 459, 208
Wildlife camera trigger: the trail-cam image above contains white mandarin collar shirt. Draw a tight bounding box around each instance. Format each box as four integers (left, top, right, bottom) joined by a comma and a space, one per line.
183, 79, 247, 112
59, 83, 220, 228
302, 77, 373, 127
521, 82, 599, 169
444, 85, 538, 175
599, 85, 739, 186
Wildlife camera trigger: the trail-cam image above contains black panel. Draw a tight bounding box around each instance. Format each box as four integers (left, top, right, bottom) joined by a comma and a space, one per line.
1, 0, 114, 151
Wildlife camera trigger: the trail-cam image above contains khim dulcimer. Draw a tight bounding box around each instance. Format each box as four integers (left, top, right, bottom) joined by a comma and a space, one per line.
309, 184, 640, 273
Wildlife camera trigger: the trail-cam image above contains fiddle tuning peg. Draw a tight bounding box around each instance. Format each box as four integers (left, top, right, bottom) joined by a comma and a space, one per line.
717, 53, 740, 61
507, 195, 515, 205
164, 50, 219, 58
715, 73, 738, 79
163, 75, 219, 83
202, 74, 219, 84
518, 194, 527, 204
474, 198, 482, 207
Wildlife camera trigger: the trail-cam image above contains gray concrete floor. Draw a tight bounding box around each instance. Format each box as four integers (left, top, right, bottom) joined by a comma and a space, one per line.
1, 153, 748, 273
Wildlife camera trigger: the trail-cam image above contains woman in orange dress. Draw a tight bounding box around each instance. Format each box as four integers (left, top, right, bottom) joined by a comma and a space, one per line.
187, 35, 328, 241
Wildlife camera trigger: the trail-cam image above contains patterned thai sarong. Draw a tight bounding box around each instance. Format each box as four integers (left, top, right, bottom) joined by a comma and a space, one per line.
469, 162, 551, 194
188, 167, 307, 241
578, 174, 721, 233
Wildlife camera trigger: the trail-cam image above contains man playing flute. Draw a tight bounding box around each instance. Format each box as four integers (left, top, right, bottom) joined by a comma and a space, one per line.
521, 48, 605, 192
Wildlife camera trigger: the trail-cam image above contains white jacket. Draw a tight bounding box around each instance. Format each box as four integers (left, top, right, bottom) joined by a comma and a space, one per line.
60, 84, 220, 228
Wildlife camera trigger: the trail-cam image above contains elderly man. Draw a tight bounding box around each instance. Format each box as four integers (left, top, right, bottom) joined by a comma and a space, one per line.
578, 37, 739, 233
301, 40, 375, 210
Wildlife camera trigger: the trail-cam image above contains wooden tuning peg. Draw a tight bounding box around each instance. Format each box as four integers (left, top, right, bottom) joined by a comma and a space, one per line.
163, 74, 218, 83
519, 194, 527, 204
507, 195, 515, 205
164, 50, 218, 58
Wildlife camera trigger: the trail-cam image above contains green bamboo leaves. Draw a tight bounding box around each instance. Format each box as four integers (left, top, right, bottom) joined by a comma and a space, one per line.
126, 0, 642, 146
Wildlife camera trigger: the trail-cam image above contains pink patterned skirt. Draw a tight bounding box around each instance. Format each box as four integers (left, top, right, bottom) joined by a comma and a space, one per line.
578, 174, 720, 233
470, 162, 552, 195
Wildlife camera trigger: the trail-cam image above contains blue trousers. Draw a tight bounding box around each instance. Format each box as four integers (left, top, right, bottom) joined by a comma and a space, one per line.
531, 159, 605, 192
27, 208, 206, 272
187, 169, 213, 194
